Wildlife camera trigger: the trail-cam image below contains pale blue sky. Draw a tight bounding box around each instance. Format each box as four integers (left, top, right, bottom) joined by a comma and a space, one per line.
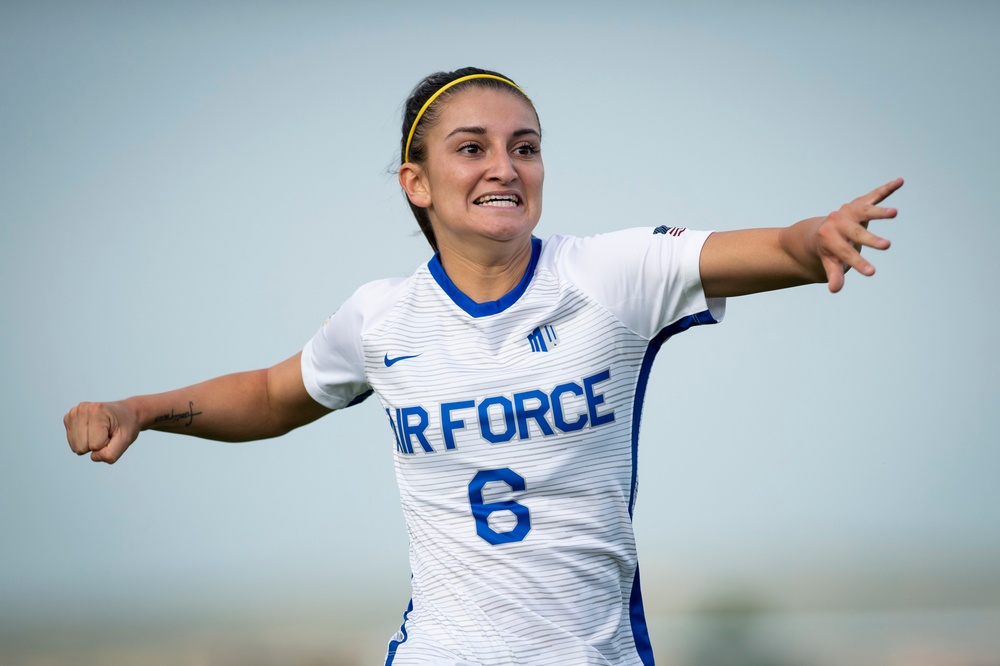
2, 0, 997, 648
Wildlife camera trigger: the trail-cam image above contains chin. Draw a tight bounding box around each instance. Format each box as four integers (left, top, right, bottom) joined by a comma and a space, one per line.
480, 222, 537, 244
475, 210, 539, 237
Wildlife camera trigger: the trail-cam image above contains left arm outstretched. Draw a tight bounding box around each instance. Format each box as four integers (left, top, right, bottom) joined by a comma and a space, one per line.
700, 178, 903, 297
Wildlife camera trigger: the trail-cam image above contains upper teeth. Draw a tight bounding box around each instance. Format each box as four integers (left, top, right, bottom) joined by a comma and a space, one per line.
476, 194, 519, 206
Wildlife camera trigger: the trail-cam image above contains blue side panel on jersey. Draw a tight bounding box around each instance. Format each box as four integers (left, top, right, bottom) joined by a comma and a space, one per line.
629, 308, 718, 517
384, 597, 414, 665
627, 308, 719, 664
428, 237, 542, 318
629, 564, 655, 666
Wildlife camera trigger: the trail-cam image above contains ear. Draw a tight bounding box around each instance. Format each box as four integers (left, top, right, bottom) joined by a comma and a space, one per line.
399, 163, 432, 208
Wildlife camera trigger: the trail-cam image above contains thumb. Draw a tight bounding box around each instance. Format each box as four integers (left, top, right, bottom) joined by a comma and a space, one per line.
822, 254, 845, 293
90, 427, 135, 464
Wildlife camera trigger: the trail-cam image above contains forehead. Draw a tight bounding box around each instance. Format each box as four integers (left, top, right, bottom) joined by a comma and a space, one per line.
431, 86, 540, 134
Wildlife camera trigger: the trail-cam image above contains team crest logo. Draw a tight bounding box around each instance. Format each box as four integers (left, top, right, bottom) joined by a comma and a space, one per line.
527, 325, 558, 352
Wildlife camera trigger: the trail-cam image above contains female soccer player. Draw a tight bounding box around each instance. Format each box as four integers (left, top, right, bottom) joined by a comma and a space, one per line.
64, 67, 902, 665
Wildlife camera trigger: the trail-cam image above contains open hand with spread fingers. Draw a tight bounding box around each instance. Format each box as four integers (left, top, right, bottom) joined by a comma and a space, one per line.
814, 177, 903, 293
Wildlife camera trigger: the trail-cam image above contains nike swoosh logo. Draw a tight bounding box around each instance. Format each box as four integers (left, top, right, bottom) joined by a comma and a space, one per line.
384, 353, 421, 367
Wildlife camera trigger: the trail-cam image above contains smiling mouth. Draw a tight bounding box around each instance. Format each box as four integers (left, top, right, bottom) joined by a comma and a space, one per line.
474, 194, 520, 207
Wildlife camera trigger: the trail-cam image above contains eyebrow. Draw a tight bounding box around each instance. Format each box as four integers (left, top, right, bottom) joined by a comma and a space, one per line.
446, 126, 541, 139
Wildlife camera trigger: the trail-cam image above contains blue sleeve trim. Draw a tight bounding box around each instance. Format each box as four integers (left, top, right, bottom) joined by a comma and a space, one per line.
347, 388, 374, 407
428, 238, 542, 318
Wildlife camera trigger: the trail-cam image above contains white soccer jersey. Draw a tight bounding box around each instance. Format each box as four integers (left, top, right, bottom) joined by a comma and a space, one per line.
301, 227, 725, 665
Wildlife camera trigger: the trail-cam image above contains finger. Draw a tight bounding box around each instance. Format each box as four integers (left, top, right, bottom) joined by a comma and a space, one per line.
859, 177, 904, 206
855, 203, 898, 223
848, 224, 891, 251
65, 404, 89, 455
826, 204, 895, 237
85, 404, 112, 454
64, 406, 78, 452
832, 236, 877, 278
845, 251, 876, 277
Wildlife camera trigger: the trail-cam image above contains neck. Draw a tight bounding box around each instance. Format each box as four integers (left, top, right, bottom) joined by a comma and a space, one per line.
437, 238, 534, 304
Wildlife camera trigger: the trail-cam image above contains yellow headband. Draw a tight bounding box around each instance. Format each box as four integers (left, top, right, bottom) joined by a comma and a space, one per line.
404, 74, 529, 164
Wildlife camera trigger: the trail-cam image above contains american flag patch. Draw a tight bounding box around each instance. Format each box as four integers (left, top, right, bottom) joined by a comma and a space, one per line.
653, 225, 686, 237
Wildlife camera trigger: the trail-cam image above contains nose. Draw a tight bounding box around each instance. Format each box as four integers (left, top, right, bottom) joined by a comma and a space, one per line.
486, 148, 517, 184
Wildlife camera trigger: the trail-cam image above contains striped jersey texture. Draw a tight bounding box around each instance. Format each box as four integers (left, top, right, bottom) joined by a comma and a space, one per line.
301, 228, 725, 665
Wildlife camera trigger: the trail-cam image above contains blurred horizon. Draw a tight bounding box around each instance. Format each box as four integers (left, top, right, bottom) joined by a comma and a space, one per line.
4, 573, 999, 665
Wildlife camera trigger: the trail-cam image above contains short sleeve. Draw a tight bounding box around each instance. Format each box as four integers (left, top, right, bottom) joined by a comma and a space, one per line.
300, 291, 371, 411
550, 227, 725, 339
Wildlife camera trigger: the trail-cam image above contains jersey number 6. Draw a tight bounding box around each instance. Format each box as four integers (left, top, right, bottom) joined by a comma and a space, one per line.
468, 468, 531, 545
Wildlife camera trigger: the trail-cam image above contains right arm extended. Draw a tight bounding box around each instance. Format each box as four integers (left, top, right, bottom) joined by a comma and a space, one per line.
64, 352, 331, 464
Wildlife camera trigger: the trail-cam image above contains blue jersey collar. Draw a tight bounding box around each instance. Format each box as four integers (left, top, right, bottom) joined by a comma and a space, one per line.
428, 238, 542, 318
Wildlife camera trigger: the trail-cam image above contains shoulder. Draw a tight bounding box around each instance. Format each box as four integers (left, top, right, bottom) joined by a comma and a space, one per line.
300, 269, 428, 410
536, 228, 722, 337
348, 274, 415, 303
538, 227, 713, 278
543, 226, 708, 252
336, 268, 427, 325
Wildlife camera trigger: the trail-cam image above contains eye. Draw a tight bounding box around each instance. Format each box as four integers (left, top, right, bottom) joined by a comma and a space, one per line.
458, 142, 482, 155
513, 142, 539, 157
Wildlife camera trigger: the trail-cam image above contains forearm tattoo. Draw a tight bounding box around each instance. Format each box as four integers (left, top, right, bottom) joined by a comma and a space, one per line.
153, 401, 203, 427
